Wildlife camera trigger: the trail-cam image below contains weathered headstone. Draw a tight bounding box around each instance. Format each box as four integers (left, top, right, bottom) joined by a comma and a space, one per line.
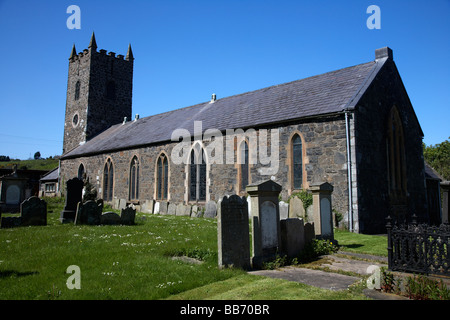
191, 205, 201, 218
141, 200, 154, 214
159, 201, 168, 215
280, 218, 305, 259
246, 180, 282, 268
154, 201, 160, 214
20, 196, 47, 226
304, 222, 315, 244
113, 198, 120, 210
176, 203, 191, 216
279, 201, 289, 220
118, 198, 127, 210
217, 195, 250, 270
167, 203, 177, 215
310, 182, 334, 240
101, 212, 121, 225
289, 196, 304, 218
74, 200, 103, 225
204, 201, 217, 218
60, 178, 83, 223
120, 206, 136, 225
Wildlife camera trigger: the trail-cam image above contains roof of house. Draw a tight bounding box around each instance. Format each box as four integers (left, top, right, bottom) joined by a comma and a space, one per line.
40, 167, 59, 182
62, 49, 391, 159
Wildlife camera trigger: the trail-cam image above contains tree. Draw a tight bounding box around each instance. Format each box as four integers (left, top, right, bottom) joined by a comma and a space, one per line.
423, 137, 450, 180
34, 151, 41, 160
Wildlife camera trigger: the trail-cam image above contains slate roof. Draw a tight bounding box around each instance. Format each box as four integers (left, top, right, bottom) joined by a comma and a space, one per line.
62, 56, 388, 159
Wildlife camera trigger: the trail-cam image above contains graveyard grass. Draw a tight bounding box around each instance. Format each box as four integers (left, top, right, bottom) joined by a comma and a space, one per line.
0, 198, 382, 300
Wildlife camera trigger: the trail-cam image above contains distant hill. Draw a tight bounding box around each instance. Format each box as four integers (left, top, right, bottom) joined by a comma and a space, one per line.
0, 159, 59, 171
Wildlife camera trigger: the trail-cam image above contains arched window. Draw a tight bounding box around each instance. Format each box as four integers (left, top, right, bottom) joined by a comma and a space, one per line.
106, 80, 116, 100
387, 107, 406, 197
74, 81, 81, 101
129, 156, 139, 201
156, 154, 168, 200
77, 163, 85, 181
103, 159, 114, 201
189, 148, 206, 201
292, 134, 303, 190
239, 141, 249, 191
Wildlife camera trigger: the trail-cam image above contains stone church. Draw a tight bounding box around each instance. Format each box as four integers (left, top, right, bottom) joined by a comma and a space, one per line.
59, 33, 429, 234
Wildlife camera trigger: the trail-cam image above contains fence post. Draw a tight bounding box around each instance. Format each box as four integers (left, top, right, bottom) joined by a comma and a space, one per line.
386, 215, 393, 270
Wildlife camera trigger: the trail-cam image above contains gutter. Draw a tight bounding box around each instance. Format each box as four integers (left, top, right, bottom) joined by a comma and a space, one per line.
344, 110, 353, 232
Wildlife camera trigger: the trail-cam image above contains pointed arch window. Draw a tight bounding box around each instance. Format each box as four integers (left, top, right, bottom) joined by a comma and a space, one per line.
77, 163, 85, 181
103, 159, 114, 201
189, 148, 206, 201
74, 81, 81, 101
129, 156, 139, 201
292, 134, 303, 190
387, 107, 406, 197
156, 154, 168, 200
239, 141, 249, 191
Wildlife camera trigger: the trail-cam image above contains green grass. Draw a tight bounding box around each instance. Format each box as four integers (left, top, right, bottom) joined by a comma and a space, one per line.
0, 198, 380, 300
334, 229, 388, 257
0, 159, 59, 171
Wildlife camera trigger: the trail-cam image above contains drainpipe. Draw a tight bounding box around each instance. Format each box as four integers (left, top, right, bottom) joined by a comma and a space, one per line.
345, 111, 354, 232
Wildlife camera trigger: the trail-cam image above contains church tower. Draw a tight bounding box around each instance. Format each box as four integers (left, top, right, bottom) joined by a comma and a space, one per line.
63, 32, 134, 154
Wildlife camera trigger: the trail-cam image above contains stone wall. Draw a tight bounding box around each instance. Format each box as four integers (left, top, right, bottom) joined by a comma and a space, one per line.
354, 59, 427, 233
60, 117, 351, 217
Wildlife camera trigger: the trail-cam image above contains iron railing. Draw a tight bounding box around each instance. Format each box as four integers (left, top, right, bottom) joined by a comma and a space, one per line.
387, 216, 450, 276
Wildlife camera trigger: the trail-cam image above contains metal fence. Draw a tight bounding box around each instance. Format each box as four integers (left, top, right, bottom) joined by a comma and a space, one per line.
386, 216, 450, 276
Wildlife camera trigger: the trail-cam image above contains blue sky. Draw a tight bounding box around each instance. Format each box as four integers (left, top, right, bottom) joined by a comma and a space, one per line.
0, 0, 449, 160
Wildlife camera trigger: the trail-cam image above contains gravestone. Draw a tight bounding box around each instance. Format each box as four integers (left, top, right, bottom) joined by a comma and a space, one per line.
113, 198, 120, 210
60, 178, 83, 223
217, 195, 250, 270
154, 201, 160, 214
280, 218, 305, 259
204, 201, 217, 218
289, 196, 304, 218
21, 196, 47, 226
167, 203, 177, 215
310, 182, 334, 240
118, 198, 127, 210
176, 203, 191, 216
74, 200, 103, 225
141, 200, 154, 214
304, 222, 315, 244
120, 206, 136, 225
191, 205, 201, 218
279, 201, 289, 220
101, 212, 121, 225
159, 201, 168, 215
246, 180, 282, 268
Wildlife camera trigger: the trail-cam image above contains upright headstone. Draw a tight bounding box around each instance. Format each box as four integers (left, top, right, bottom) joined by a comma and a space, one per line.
310, 182, 334, 240
280, 218, 305, 259
279, 201, 289, 220
217, 195, 250, 270
246, 180, 282, 268
141, 200, 154, 214
204, 201, 217, 218
167, 203, 177, 215
289, 196, 304, 218
74, 200, 103, 225
159, 201, 168, 215
21, 196, 47, 226
60, 178, 83, 223
154, 201, 160, 214
120, 206, 136, 225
